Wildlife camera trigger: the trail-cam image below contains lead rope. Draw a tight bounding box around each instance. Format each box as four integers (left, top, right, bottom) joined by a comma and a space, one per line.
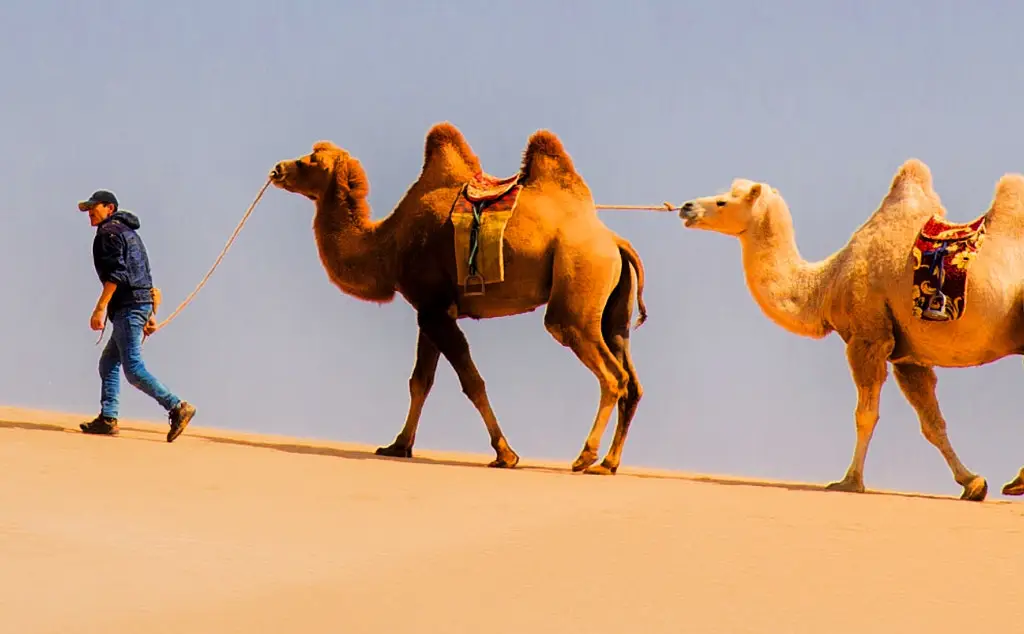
595, 202, 678, 212
93, 187, 676, 346
96, 178, 271, 346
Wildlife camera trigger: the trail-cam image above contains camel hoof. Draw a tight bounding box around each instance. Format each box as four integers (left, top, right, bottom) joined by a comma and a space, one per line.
1001, 478, 1024, 496
960, 476, 988, 501
825, 478, 865, 494
375, 444, 412, 459
488, 452, 520, 469
571, 452, 598, 473
583, 462, 617, 476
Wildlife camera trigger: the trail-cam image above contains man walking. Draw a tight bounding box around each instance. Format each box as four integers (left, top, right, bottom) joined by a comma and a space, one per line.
78, 189, 195, 442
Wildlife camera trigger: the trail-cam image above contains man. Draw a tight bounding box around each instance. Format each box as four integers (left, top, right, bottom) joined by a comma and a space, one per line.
78, 189, 196, 442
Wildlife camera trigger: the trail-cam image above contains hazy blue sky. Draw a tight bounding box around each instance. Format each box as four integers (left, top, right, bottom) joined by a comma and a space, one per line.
2, 0, 1022, 497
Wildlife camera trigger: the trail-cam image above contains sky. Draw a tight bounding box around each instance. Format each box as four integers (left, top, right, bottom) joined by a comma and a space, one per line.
2, 0, 1022, 497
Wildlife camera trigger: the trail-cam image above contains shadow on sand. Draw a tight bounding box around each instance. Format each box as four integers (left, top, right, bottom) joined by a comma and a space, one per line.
1, 418, 1013, 505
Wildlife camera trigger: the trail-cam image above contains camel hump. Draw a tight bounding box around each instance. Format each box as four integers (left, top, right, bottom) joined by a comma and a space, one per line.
520, 129, 581, 186
991, 173, 1024, 214
422, 121, 481, 173
890, 158, 933, 191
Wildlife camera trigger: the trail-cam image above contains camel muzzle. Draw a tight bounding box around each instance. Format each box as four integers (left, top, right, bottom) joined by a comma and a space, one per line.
269, 164, 286, 183
679, 201, 701, 226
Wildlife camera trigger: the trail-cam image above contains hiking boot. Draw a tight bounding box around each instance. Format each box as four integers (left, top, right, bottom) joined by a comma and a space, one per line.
80, 415, 119, 436
166, 401, 195, 443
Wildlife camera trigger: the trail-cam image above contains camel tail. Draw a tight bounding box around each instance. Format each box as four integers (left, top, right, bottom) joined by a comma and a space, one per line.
615, 236, 648, 329
520, 129, 580, 186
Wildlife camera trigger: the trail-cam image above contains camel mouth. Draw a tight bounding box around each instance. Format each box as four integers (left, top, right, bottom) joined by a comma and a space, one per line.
678, 202, 703, 227
269, 163, 291, 187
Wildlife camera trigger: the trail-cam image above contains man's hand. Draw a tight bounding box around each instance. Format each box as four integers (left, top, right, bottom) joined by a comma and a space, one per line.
90, 307, 106, 331
143, 315, 158, 336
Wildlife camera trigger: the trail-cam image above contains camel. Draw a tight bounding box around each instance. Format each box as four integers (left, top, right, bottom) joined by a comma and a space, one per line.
677, 159, 1024, 501
267, 122, 648, 475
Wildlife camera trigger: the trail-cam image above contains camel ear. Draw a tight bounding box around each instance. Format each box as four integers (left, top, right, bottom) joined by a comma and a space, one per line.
312, 140, 336, 153
745, 183, 763, 201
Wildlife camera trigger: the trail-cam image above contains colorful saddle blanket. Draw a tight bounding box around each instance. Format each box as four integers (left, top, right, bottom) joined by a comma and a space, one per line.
910, 215, 986, 322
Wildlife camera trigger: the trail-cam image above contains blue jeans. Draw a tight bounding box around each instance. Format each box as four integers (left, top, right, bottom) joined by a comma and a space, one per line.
98, 302, 181, 419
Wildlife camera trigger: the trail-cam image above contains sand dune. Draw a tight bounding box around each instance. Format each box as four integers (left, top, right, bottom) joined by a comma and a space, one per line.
1, 405, 1021, 633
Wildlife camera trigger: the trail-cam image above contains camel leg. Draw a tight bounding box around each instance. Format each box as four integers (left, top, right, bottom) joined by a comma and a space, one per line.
826, 338, 892, 494
893, 363, 987, 501
544, 308, 629, 474
585, 333, 642, 475
417, 311, 519, 469
376, 330, 440, 459
586, 263, 642, 476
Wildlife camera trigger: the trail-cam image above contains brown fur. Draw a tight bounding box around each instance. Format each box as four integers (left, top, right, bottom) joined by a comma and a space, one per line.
421, 121, 482, 174
268, 122, 648, 474
520, 129, 586, 193
680, 160, 1024, 500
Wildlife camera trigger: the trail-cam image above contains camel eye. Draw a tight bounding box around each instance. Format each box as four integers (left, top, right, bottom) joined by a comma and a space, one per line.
716, 200, 727, 207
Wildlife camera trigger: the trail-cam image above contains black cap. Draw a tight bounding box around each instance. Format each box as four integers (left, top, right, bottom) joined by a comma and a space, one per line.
78, 190, 118, 212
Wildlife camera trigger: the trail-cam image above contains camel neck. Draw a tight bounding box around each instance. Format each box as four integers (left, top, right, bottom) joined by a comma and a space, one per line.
311, 191, 397, 303
737, 201, 832, 339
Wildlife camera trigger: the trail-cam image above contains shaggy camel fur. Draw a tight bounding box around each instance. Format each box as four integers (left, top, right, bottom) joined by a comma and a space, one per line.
678, 159, 1024, 501
268, 122, 647, 474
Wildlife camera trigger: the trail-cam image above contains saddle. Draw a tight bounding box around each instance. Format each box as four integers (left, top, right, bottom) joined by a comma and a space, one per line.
451, 172, 525, 297
464, 173, 521, 203
911, 214, 987, 322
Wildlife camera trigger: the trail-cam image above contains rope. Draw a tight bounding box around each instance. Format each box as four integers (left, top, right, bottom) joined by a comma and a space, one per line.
595, 202, 679, 212
148, 178, 272, 335
96, 178, 271, 346
92, 184, 674, 346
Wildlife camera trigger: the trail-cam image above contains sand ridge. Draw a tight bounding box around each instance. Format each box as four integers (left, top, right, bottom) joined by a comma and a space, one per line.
1, 405, 1021, 633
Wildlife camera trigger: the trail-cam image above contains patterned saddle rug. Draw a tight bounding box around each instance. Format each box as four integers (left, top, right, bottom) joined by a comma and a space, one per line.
451, 172, 524, 296
911, 215, 987, 322
465, 173, 521, 202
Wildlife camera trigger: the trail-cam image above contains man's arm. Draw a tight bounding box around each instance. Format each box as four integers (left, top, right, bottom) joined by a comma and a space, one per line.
95, 281, 118, 313
90, 233, 128, 329
95, 232, 129, 287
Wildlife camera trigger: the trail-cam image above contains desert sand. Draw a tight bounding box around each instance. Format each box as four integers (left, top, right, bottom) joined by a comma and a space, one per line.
1, 405, 1021, 634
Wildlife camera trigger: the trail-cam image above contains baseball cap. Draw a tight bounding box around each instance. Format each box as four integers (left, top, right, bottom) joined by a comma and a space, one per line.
78, 190, 119, 212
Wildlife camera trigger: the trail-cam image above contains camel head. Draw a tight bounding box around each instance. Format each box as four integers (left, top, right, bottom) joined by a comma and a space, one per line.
678, 179, 774, 236
269, 141, 365, 203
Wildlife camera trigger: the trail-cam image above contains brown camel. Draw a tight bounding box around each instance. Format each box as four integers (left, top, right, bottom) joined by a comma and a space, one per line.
267, 122, 648, 474
678, 159, 1024, 501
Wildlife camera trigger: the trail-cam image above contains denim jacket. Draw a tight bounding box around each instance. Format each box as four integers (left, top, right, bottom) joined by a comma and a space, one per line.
92, 210, 155, 313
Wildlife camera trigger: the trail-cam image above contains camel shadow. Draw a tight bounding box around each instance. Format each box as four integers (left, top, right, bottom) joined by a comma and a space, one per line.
2, 418, 1013, 504
178, 433, 1018, 504
192, 432, 572, 474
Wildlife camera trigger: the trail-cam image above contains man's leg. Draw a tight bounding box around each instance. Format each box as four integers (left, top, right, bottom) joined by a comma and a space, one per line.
81, 335, 122, 435
114, 304, 196, 442
99, 335, 122, 418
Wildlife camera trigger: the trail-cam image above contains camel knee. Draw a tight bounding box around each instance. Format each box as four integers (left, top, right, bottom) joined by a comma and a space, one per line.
602, 368, 629, 401
409, 373, 435, 399
627, 377, 643, 405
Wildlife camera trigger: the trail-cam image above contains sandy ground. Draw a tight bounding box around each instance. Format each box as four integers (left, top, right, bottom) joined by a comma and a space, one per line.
1, 405, 1022, 634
